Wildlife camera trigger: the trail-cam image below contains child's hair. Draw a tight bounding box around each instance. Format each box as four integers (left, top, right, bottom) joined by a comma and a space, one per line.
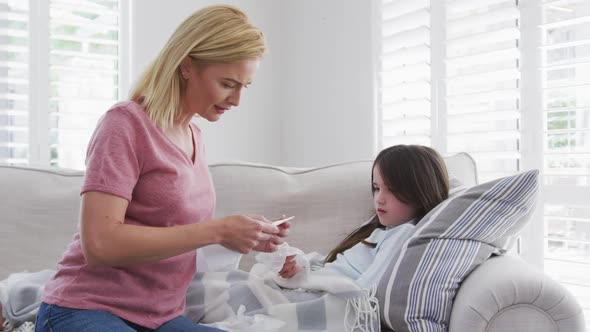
324, 145, 450, 263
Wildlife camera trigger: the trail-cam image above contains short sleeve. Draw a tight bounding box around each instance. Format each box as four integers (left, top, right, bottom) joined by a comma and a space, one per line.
81, 107, 143, 201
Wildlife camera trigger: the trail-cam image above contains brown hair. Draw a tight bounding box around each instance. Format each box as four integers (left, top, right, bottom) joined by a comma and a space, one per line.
324, 145, 449, 263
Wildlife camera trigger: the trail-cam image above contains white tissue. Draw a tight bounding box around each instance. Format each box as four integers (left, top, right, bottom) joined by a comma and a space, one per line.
255, 243, 304, 273
202, 305, 285, 332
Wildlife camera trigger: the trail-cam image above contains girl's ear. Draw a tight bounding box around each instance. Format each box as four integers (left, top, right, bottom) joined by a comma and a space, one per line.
179, 56, 192, 78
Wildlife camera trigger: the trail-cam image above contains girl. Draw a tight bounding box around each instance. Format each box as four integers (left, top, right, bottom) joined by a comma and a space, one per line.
279, 145, 449, 288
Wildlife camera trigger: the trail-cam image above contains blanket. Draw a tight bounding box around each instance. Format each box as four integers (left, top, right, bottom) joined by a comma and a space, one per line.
186, 262, 379, 332
0, 270, 51, 332
0, 257, 379, 332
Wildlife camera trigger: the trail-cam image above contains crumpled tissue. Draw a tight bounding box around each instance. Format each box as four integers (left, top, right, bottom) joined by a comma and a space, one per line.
254, 243, 310, 284
202, 305, 285, 332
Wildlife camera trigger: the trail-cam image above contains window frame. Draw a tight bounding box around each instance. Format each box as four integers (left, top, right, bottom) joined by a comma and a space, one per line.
18, 0, 129, 168
375, 0, 589, 269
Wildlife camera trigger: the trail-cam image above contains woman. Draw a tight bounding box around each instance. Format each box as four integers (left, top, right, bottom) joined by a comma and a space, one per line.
35, 5, 288, 332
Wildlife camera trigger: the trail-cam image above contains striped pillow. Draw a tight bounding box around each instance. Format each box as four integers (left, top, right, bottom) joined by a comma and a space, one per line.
377, 169, 539, 332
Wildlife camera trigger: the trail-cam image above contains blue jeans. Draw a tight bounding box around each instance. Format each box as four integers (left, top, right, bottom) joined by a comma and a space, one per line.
35, 303, 226, 332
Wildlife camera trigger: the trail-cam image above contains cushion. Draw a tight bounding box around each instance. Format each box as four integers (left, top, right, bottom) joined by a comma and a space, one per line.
0, 165, 83, 280
377, 169, 539, 332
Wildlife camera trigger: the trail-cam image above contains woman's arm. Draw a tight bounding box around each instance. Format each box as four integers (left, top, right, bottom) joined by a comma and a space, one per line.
80, 191, 280, 267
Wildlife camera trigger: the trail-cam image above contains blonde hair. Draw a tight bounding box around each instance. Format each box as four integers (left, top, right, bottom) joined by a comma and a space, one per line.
130, 5, 267, 128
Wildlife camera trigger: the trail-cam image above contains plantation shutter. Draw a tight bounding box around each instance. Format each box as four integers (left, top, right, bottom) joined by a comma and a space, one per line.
541, 0, 590, 317
49, 0, 120, 169
0, 0, 29, 165
379, 0, 432, 148
0, 0, 121, 169
444, 0, 521, 183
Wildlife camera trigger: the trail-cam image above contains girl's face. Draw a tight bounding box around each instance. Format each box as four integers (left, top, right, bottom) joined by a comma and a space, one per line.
181, 58, 260, 122
372, 165, 417, 227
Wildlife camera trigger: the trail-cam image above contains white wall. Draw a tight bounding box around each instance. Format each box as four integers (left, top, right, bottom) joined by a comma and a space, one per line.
130, 0, 376, 166
279, 0, 376, 166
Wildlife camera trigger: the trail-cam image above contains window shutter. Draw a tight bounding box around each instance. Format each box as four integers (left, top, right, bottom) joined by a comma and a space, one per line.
444, 0, 521, 183
0, 0, 120, 169
541, 0, 590, 319
379, 0, 432, 147
0, 0, 29, 165
379, 0, 590, 323
49, 0, 120, 169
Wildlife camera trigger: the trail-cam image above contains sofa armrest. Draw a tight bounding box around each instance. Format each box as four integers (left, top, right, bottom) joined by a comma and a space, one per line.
449, 255, 585, 332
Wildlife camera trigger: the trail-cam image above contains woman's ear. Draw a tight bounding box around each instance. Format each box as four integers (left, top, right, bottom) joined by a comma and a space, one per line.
179, 56, 192, 79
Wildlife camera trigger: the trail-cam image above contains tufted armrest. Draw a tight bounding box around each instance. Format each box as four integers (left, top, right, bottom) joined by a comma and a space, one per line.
449, 254, 585, 332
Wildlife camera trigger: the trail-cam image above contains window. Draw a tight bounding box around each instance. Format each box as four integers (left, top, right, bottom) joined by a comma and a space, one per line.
378, 0, 590, 322
0, 0, 124, 169
541, 0, 590, 314
445, 0, 521, 183
378, 0, 432, 148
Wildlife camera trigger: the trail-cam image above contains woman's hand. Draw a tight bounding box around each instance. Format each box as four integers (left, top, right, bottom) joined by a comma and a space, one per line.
216, 215, 280, 254
279, 255, 299, 278
273, 215, 291, 239
248, 214, 291, 253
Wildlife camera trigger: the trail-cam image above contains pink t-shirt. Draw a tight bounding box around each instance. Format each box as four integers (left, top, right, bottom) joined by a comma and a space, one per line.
42, 101, 216, 329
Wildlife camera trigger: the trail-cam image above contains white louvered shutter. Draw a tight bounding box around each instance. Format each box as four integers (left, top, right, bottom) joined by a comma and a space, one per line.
379, 0, 590, 324
540, 0, 590, 320
0, 0, 29, 165
0, 0, 120, 169
444, 0, 521, 183
379, 0, 432, 148
49, 0, 120, 169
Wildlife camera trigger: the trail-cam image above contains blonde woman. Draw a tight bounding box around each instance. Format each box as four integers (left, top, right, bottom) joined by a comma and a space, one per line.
35, 5, 288, 332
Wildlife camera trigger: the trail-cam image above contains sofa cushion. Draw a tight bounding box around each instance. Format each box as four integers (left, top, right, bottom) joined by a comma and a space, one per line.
0, 153, 477, 279
0, 165, 83, 280
209, 161, 376, 270
211, 154, 476, 270
377, 169, 539, 332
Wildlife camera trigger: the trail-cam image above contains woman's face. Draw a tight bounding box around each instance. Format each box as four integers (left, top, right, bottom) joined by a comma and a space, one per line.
372, 165, 417, 227
182, 58, 260, 122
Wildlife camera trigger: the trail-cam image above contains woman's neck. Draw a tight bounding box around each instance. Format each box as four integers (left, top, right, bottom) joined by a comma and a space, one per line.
174, 111, 193, 129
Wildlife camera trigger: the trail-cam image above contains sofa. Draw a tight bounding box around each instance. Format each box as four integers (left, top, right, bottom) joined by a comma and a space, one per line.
0, 153, 585, 331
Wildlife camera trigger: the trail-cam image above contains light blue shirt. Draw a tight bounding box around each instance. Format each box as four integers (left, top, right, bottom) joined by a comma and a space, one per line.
322, 222, 416, 289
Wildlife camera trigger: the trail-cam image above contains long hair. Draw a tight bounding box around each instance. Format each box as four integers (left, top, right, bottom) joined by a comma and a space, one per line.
130, 5, 267, 128
324, 145, 450, 263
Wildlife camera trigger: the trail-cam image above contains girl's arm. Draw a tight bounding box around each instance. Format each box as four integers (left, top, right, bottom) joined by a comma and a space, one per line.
279, 250, 364, 280
321, 254, 364, 280
80, 191, 280, 267
355, 223, 415, 288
